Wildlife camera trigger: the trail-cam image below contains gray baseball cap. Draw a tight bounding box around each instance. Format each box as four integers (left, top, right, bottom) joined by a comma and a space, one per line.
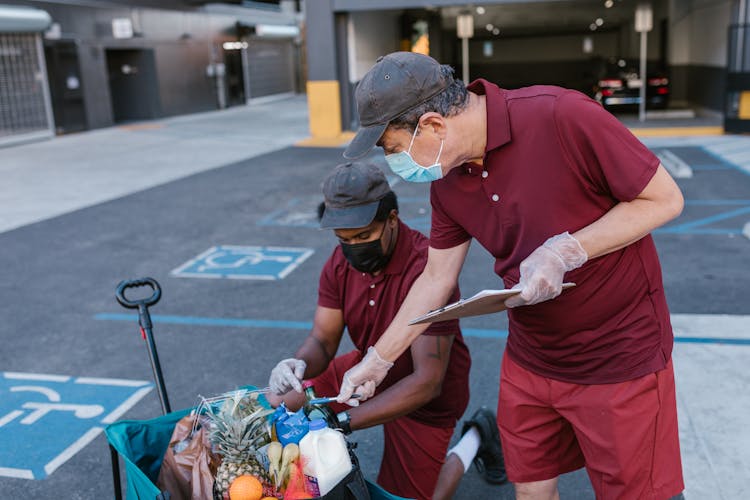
320, 162, 392, 229
343, 51, 450, 160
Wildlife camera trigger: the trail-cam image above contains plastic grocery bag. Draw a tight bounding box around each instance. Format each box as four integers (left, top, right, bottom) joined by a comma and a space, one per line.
156, 413, 221, 500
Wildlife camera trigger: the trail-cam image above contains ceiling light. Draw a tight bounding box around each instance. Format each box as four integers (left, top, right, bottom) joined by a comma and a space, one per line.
486, 23, 494, 31
476, 6, 486, 15
589, 23, 598, 31
595, 18, 604, 26
605, 0, 614, 7
492, 27, 500, 35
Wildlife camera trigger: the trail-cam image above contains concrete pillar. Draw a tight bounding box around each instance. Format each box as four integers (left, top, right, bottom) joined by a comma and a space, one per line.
300, 0, 350, 146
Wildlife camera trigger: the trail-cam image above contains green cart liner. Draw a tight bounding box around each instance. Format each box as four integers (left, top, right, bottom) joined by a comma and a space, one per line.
105, 407, 410, 500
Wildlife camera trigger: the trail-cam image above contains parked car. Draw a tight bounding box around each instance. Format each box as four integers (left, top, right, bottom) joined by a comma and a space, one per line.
592, 58, 670, 111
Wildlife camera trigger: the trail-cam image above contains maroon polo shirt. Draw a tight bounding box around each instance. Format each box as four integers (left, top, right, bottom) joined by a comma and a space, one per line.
318, 219, 471, 427
430, 79, 672, 385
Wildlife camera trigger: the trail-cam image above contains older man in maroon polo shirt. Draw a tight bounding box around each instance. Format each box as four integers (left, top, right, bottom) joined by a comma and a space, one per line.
267, 161, 506, 500
335, 52, 685, 500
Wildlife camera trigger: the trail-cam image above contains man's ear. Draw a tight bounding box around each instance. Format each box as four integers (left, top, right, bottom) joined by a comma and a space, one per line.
418, 112, 446, 138
388, 210, 399, 225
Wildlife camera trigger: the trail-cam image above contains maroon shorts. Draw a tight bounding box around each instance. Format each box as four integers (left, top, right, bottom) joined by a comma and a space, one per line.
497, 350, 684, 500
311, 350, 454, 500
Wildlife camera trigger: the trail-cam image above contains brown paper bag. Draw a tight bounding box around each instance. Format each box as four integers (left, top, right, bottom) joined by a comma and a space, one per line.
157, 414, 221, 500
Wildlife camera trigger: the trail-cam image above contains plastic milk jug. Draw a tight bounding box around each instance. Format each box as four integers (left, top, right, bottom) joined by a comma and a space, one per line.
299, 418, 353, 496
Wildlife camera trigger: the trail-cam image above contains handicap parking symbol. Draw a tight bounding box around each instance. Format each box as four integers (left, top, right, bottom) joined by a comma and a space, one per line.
170, 245, 314, 280
0, 372, 152, 479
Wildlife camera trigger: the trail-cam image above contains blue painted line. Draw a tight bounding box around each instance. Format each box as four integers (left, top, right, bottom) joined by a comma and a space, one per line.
683, 200, 750, 206
674, 337, 750, 345
257, 220, 319, 228
256, 198, 304, 227
691, 165, 732, 171
701, 147, 750, 177
660, 206, 750, 232
462, 328, 508, 339
95, 314, 749, 345
655, 228, 744, 235
95, 313, 312, 330
256, 196, 431, 229
397, 197, 430, 203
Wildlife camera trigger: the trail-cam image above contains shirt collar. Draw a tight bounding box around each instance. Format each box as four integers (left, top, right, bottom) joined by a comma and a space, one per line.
467, 79, 512, 153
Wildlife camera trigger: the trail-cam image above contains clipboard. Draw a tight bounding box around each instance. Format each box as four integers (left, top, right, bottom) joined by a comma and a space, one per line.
408, 283, 576, 325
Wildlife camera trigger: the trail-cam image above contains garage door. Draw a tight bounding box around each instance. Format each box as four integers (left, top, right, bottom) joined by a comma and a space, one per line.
244, 38, 295, 99
0, 33, 53, 146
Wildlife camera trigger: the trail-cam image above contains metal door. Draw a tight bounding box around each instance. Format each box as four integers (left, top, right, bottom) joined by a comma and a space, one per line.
105, 48, 161, 123
44, 40, 87, 134
244, 39, 294, 100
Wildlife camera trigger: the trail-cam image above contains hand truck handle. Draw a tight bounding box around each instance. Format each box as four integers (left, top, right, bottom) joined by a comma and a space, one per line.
116, 278, 161, 309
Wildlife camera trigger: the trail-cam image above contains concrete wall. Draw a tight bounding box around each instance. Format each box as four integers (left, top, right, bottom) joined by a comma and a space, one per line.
469, 32, 620, 63
670, 0, 731, 66
347, 10, 401, 83
461, 31, 620, 94
669, 0, 732, 110
3, 0, 299, 129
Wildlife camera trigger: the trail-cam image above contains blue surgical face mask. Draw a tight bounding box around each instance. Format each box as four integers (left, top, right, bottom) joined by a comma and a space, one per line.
385, 125, 444, 183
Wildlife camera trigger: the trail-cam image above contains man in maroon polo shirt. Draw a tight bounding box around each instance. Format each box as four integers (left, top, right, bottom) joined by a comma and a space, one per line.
335, 52, 685, 500
267, 161, 506, 500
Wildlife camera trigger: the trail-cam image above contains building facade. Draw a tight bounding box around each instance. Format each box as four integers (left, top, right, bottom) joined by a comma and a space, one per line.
303, 0, 740, 140
0, 0, 302, 146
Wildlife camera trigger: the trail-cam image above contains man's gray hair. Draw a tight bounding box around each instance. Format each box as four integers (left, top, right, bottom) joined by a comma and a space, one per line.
389, 65, 469, 132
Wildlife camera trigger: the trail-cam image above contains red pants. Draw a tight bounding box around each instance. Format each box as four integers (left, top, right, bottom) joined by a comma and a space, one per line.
497, 350, 684, 500
311, 350, 454, 500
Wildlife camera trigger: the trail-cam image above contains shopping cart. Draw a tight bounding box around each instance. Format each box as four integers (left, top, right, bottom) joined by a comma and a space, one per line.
104, 277, 409, 500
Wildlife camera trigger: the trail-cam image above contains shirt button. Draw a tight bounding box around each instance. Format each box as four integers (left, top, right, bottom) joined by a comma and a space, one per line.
482, 171, 489, 178
491, 194, 500, 202
370, 284, 375, 289
369, 299, 375, 306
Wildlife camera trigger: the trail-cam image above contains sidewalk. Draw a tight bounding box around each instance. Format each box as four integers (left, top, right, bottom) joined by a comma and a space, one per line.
0, 95, 310, 234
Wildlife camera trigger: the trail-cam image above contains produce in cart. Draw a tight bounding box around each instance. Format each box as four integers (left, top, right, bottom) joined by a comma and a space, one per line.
206, 391, 275, 499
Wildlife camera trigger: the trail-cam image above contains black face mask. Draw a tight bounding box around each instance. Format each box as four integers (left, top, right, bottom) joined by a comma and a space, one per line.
341, 223, 395, 274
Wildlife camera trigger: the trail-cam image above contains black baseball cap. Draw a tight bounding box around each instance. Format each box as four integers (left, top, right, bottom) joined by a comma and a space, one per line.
320, 162, 392, 229
343, 51, 450, 160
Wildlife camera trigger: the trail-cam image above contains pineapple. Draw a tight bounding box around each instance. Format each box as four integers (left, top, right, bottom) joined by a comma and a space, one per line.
206, 391, 274, 500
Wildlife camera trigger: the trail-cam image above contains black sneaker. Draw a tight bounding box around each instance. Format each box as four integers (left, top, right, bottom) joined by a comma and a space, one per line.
461, 407, 508, 484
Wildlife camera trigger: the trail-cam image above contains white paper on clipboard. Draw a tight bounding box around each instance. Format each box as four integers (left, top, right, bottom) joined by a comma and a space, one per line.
408, 283, 576, 325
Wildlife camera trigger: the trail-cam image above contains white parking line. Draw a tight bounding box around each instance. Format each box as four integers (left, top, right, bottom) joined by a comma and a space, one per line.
100, 386, 153, 424
0, 411, 23, 428
672, 314, 750, 500
43, 427, 103, 476
0, 467, 33, 480
671, 314, 750, 338
657, 149, 694, 178
74, 377, 150, 387
3, 373, 70, 382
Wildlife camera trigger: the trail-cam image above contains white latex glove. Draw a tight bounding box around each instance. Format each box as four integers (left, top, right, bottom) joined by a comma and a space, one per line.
336, 346, 393, 407
505, 232, 587, 308
269, 358, 307, 395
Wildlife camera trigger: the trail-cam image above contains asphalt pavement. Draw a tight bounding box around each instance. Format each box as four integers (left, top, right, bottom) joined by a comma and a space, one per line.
0, 97, 748, 499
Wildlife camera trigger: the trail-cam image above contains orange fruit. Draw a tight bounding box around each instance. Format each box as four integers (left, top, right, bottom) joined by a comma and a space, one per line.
228, 474, 263, 500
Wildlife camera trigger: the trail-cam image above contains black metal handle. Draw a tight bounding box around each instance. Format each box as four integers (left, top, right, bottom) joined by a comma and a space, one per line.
114, 277, 171, 414
116, 277, 161, 309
